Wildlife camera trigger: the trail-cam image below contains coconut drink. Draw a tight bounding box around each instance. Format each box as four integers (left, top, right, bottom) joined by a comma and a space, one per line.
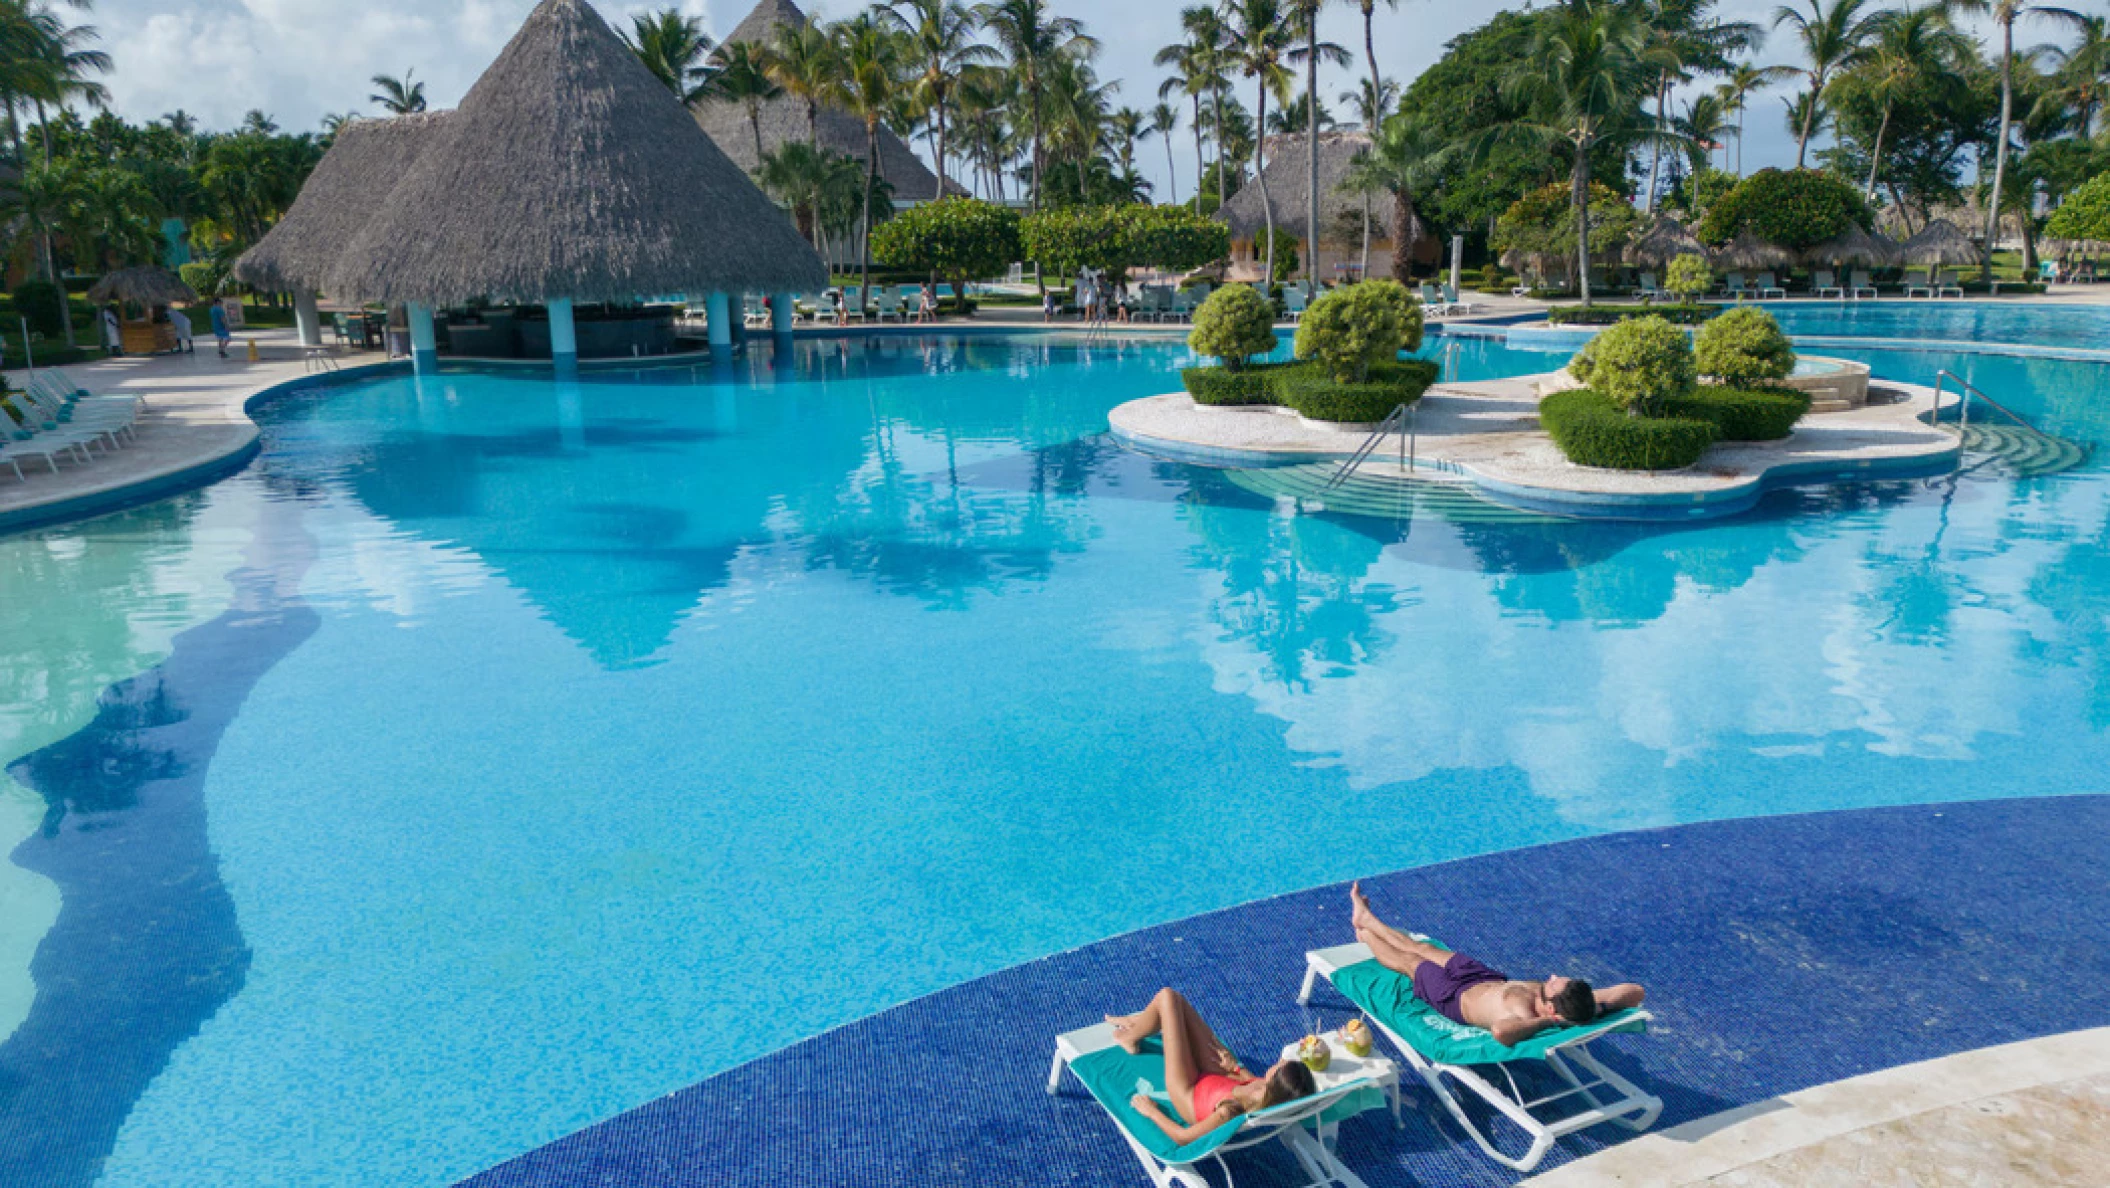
1296, 1033, 1332, 1072
1340, 1018, 1373, 1058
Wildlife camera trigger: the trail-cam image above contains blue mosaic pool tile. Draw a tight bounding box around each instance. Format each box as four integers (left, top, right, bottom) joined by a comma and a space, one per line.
462, 794, 2110, 1187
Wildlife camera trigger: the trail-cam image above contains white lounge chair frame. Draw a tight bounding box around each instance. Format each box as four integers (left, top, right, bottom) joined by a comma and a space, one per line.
1754, 273, 1787, 300
1050, 1020, 1383, 1188
1849, 271, 1879, 301
1297, 941, 1662, 1174
1813, 271, 1844, 300
1443, 284, 1485, 315
1936, 271, 1964, 299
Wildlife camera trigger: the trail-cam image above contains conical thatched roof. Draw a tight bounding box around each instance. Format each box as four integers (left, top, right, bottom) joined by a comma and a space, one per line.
1709, 231, 1796, 271
235, 113, 450, 294
87, 266, 197, 307
1898, 218, 1983, 266
329, 0, 825, 306
1802, 223, 1899, 267
1216, 133, 1396, 242
1624, 217, 1703, 267
704, 0, 960, 198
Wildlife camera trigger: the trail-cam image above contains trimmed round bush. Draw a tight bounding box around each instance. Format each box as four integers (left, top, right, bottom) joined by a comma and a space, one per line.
1189, 285, 1278, 370
1663, 387, 1811, 442
1541, 389, 1717, 471
1585, 316, 1697, 416
1567, 335, 1600, 385
1273, 358, 1438, 423
1693, 307, 1795, 387
1366, 279, 1424, 354
1181, 365, 1280, 406
1295, 283, 1405, 383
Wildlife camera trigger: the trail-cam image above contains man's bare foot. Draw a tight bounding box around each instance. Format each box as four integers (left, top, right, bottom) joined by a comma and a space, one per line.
1105, 1013, 1145, 1054
1350, 881, 1376, 930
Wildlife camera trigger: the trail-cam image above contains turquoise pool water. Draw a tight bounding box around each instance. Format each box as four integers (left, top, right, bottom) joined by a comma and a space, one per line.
1756, 300, 2110, 352
5, 326, 2110, 1186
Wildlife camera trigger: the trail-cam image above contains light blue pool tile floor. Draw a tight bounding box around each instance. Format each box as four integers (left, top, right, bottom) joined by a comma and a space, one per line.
1, 318, 2108, 1186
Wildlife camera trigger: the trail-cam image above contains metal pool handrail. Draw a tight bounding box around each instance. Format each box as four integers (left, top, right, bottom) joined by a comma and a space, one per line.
1327, 401, 1417, 489
1932, 369, 2041, 435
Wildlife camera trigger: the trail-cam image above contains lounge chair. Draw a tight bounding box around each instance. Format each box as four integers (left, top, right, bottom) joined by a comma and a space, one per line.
1444, 284, 1484, 315
1285, 286, 1310, 322
1048, 1018, 1390, 1188
1418, 283, 1459, 316
1297, 940, 1661, 1174
1849, 270, 1879, 301
1904, 268, 1935, 299
1754, 273, 1787, 300
1936, 270, 1964, 299
1635, 273, 1661, 303
1169, 289, 1198, 322
840, 287, 868, 322
1813, 270, 1843, 300
872, 289, 903, 323
1720, 272, 1749, 300
742, 295, 769, 328
19, 379, 136, 448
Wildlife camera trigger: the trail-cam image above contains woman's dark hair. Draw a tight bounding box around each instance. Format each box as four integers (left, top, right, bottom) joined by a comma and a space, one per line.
1263, 1060, 1318, 1108
1552, 979, 1599, 1025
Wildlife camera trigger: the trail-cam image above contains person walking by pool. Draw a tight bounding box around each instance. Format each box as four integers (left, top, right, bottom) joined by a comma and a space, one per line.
208, 301, 232, 358
829, 288, 847, 327
917, 281, 937, 325
1042, 287, 1059, 323
1103, 987, 1317, 1146
1349, 883, 1645, 1046
169, 306, 194, 354
100, 304, 123, 357
1079, 275, 1099, 325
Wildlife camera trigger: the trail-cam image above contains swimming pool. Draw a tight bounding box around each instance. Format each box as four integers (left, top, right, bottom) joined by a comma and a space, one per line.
1756, 300, 2110, 353
4, 326, 2110, 1186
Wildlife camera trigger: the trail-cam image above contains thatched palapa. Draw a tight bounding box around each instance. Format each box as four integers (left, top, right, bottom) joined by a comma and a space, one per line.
1709, 232, 1796, 271
1898, 219, 1983, 267
234, 113, 451, 294
329, 0, 825, 307
88, 266, 197, 307
1802, 223, 1899, 268
1624, 217, 1703, 267
1215, 132, 1438, 278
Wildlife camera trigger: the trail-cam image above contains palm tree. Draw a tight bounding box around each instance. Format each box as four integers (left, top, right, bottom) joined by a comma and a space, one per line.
1155, 6, 1231, 214
1343, 113, 1449, 282
1855, 6, 1972, 202
7, 2, 111, 167
758, 141, 832, 244
1774, 0, 1881, 168
829, 12, 904, 300
885, 0, 996, 199
2038, 15, 2110, 136
1339, 75, 1398, 271
975, 0, 1097, 209
1946, 0, 2086, 280
766, 21, 839, 149
1716, 61, 1798, 175
1636, 1, 1763, 213
709, 41, 782, 164
622, 10, 717, 106
1353, 0, 1400, 161
1109, 107, 1146, 179
1494, 0, 1659, 305
1227, 0, 1294, 285
1044, 55, 1113, 199
1676, 91, 1734, 174
955, 63, 1016, 197
369, 69, 427, 115
1149, 102, 1182, 205
1288, 1, 1352, 284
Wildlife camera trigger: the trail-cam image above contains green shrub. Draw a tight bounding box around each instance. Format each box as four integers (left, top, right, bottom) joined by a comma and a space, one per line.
1478, 262, 1504, 288
1189, 285, 1278, 370
1694, 307, 1795, 387
2046, 171, 2110, 242
1664, 386, 1811, 441
12, 280, 65, 337
1546, 303, 1716, 326
1541, 389, 1717, 470
1182, 365, 1280, 405
871, 198, 1023, 309
1585, 316, 1697, 416
1665, 255, 1712, 302
1252, 227, 1300, 282
179, 260, 225, 298
1697, 168, 1871, 251
1273, 359, 1438, 423
1294, 283, 1407, 382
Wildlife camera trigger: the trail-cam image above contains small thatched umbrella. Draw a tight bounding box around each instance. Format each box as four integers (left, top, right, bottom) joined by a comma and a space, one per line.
1898, 219, 1983, 267
1625, 217, 1704, 267
1802, 223, 1899, 268
88, 266, 199, 355
329, 0, 825, 366
1709, 232, 1796, 272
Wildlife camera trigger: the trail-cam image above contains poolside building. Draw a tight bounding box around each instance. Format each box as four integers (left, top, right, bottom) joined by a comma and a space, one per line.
1215, 132, 1439, 285
252, 0, 824, 373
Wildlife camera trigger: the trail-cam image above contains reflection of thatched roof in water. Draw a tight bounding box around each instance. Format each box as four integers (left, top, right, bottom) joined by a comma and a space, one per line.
1898, 218, 1983, 267
329, 0, 825, 306
1709, 232, 1796, 271
704, 0, 959, 199
1802, 223, 1899, 267
1217, 133, 1405, 242
87, 266, 197, 307
234, 113, 451, 294
1624, 217, 1702, 267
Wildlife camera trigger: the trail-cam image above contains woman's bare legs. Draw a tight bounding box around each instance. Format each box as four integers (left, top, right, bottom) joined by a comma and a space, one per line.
1351, 882, 1452, 976
1107, 988, 1245, 1123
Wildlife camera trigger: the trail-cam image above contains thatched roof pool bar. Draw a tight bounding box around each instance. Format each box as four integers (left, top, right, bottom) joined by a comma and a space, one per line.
320, 0, 825, 373
234, 113, 451, 348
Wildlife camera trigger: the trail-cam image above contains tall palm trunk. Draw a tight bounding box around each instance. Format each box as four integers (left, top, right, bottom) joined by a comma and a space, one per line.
1863, 102, 1892, 203
1257, 81, 1276, 287
1305, 7, 1320, 286
1214, 86, 1228, 211
1030, 79, 1045, 210
1163, 130, 1180, 207
808, 100, 820, 148
1364, 2, 1381, 284
1191, 94, 1204, 213
1981, 19, 2014, 284
1795, 76, 1818, 167
1736, 104, 1746, 176
749, 104, 766, 164
1572, 144, 1593, 306
862, 120, 879, 302
1389, 189, 1413, 284
1644, 78, 1668, 214
933, 94, 950, 199
1359, 190, 1372, 279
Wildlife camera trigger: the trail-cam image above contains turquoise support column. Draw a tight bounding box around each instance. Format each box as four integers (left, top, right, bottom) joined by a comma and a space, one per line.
294, 291, 322, 347
706, 292, 732, 350
772, 291, 795, 337
408, 303, 437, 373
548, 297, 578, 375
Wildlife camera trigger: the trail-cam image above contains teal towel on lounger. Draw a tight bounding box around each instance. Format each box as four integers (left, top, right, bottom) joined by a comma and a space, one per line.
1331, 951, 1647, 1066
1067, 1037, 1251, 1164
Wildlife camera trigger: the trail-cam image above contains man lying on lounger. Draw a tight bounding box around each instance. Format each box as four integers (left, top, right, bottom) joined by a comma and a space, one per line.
1351, 883, 1646, 1046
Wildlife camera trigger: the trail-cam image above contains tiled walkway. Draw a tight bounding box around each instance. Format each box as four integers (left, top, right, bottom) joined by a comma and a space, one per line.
463, 795, 2110, 1187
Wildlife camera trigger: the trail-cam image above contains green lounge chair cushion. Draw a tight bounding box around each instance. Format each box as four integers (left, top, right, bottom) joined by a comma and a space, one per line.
1331, 952, 1647, 1067
1068, 1038, 1251, 1164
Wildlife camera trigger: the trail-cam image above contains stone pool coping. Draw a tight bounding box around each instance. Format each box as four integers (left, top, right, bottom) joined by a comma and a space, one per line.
1108, 375, 1960, 522
459, 795, 2110, 1188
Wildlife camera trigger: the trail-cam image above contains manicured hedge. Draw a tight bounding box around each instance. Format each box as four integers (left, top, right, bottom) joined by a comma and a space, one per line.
1182, 364, 1282, 405
1181, 359, 1437, 422
1546, 303, 1718, 326
1664, 386, 1811, 442
1540, 389, 1717, 471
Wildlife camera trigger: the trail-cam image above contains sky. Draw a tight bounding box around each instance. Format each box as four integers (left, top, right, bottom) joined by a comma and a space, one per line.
86, 0, 2055, 200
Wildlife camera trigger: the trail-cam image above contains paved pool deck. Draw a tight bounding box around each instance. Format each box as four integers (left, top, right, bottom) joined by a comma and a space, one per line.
462, 794, 2110, 1188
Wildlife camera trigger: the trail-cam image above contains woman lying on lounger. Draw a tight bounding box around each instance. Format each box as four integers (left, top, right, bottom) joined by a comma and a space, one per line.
1107, 987, 1318, 1144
